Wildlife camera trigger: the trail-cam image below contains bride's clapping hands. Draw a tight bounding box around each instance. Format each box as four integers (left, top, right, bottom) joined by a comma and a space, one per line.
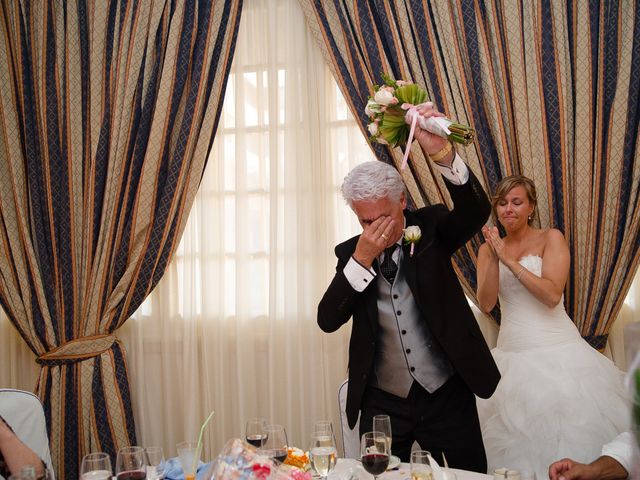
481, 226, 510, 264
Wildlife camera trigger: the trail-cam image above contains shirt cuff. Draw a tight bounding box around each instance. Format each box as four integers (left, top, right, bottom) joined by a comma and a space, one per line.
344, 256, 376, 292
601, 432, 633, 477
434, 153, 469, 185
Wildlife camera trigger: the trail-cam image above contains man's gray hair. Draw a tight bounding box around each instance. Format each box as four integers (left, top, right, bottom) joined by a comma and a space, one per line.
341, 161, 406, 208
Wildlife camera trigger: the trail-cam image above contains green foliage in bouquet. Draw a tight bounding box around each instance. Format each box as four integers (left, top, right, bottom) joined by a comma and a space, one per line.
366, 72, 474, 148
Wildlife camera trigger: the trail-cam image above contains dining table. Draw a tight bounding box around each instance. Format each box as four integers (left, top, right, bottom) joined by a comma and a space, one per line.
331, 458, 492, 480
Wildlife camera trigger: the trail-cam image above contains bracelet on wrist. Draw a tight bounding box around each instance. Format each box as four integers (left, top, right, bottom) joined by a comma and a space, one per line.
515, 266, 526, 280
429, 141, 453, 163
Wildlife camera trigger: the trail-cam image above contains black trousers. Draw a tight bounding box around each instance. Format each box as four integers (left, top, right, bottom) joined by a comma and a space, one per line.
359, 375, 487, 473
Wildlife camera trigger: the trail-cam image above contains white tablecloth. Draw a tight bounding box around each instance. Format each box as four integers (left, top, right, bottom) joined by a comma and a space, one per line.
331, 458, 492, 480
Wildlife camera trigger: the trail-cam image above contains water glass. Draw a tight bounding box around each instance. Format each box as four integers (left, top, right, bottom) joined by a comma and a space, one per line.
309, 431, 337, 479
80, 452, 112, 480
410, 450, 433, 480
313, 420, 334, 436
145, 446, 166, 480
115, 446, 146, 480
177, 441, 201, 480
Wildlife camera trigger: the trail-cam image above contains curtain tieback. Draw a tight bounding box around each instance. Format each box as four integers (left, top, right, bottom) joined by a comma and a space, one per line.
36, 334, 117, 365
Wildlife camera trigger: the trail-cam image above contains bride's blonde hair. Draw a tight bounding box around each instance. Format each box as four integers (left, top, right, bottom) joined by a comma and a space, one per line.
491, 175, 538, 225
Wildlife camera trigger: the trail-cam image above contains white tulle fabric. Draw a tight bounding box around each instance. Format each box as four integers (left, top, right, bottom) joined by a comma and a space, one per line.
477, 255, 630, 479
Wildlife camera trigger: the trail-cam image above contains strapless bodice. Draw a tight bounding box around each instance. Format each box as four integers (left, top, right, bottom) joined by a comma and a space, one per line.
497, 255, 582, 351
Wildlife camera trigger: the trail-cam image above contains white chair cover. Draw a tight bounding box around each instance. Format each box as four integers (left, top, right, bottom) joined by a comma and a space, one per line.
0, 389, 54, 479
338, 380, 361, 459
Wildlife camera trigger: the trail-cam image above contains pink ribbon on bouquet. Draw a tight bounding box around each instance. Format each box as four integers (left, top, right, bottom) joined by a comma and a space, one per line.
400, 103, 419, 170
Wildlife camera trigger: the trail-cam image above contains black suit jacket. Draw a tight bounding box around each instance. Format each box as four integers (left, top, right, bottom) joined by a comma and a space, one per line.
318, 171, 500, 429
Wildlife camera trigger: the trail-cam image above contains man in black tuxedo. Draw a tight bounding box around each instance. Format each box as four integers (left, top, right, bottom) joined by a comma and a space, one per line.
318, 103, 499, 472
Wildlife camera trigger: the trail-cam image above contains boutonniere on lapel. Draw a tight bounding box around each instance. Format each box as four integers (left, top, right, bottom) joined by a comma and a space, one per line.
403, 226, 422, 257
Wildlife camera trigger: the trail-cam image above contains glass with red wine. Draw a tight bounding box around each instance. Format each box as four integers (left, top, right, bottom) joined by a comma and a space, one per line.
360, 431, 389, 480
245, 418, 268, 448
115, 446, 147, 480
260, 424, 289, 463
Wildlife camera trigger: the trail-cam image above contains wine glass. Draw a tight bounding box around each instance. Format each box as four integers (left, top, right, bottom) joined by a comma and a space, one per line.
80, 452, 112, 480
410, 450, 433, 480
373, 414, 392, 455
245, 418, 268, 448
145, 447, 166, 480
115, 446, 147, 480
261, 424, 288, 463
360, 431, 389, 480
309, 430, 337, 480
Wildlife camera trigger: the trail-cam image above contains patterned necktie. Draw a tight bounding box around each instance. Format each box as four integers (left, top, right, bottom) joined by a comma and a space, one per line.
380, 245, 398, 283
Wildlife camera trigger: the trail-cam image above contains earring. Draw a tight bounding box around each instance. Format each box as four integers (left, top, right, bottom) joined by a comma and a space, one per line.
528, 214, 532, 221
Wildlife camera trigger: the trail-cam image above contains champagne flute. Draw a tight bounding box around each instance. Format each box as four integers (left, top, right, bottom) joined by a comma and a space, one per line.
261, 424, 288, 463
245, 418, 268, 448
309, 431, 337, 479
116, 446, 147, 480
360, 431, 389, 480
80, 452, 112, 480
373, 414, 392, 455
410, 450, 433, 480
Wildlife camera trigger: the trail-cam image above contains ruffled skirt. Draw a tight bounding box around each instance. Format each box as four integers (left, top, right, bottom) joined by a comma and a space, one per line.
476, 339, 630, 479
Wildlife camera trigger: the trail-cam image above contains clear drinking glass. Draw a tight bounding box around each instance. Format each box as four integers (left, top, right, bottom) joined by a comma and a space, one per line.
80, 452, 113, 480
360, 431, 389, 480
245, 418, 268, 448
410, 450, 433, 480
145, 447, 166, 480
309, 431, 337, 479
261, 424, 288, 463
177, 441, 201, 480
115, 446, 146, 480
373, 414, 392, 454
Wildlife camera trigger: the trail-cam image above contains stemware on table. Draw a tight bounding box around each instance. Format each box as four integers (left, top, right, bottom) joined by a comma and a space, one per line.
115, 446, 147, 480
261, 424, 288, 463
177, 441, 201, 480
309, 428, 337, 480
145, 446, 166, 480
410, 450, 433, 480
372, 414, 392, 455
80, 452, 113, 480
360, 431, 389, 480
245, 417, 268, 448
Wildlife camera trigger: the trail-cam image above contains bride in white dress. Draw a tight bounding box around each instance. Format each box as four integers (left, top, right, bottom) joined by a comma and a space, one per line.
475, 175, 630, 479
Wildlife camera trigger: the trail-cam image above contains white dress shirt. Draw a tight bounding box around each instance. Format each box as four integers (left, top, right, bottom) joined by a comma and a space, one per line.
602, 431, 635, 478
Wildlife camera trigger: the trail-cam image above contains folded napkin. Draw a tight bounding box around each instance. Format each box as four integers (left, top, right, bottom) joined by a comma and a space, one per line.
164, 457, 211, 480
429, 456, 457, 480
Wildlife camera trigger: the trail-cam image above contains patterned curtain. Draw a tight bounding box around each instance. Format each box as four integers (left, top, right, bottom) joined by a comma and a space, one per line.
0, 1, 242, 478
298, 0, 640, 348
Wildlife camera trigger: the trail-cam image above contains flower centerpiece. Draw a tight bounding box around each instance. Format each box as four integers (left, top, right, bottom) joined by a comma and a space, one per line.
365, 73, 474, 168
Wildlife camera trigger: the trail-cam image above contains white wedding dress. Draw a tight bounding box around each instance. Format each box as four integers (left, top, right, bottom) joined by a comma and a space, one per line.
477, 255, 631, 479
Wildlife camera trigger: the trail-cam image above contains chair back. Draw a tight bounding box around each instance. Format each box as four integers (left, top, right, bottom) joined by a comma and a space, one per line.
337, 380, 361, 459
0, 389, 54, 479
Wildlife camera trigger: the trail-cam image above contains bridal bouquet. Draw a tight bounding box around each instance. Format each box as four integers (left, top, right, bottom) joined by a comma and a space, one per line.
365, 74, 474, 167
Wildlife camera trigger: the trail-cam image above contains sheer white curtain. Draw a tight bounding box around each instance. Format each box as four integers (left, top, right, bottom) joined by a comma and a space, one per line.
118, 0, 375, 458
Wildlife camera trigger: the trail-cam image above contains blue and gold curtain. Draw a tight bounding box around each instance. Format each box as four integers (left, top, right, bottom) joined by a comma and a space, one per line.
0, 1, 242, 478
299, 0, 640, 349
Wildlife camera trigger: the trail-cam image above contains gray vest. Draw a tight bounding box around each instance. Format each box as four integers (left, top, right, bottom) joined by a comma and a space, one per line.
371, 246, 454, 398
